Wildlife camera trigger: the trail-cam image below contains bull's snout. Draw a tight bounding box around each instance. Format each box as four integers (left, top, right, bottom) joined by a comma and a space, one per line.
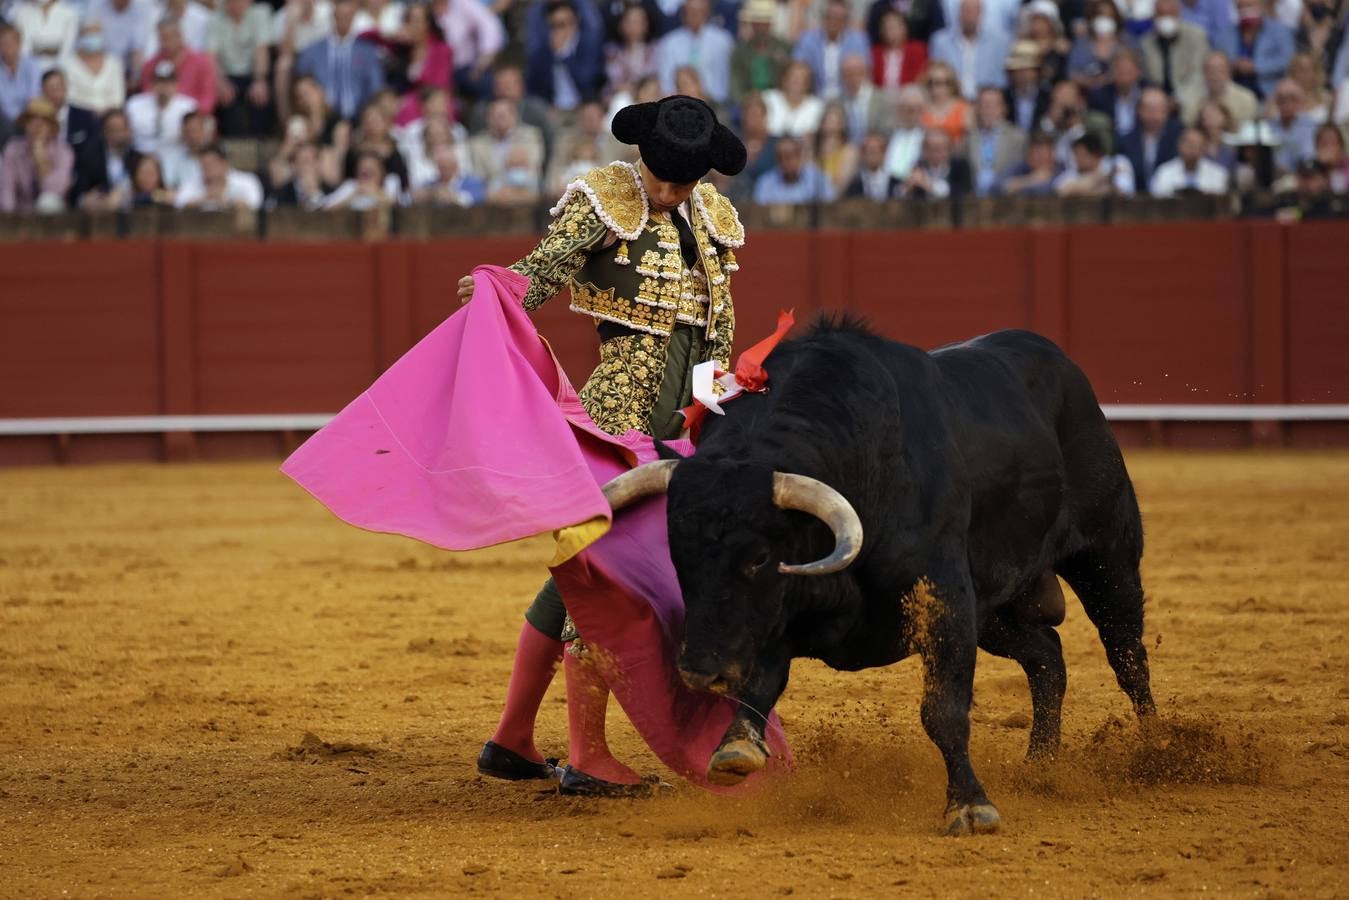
678, 652, 745, 695
679, 666, 733, 695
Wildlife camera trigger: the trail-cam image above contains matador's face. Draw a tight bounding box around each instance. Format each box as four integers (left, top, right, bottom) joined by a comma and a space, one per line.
640, 163, 698, 213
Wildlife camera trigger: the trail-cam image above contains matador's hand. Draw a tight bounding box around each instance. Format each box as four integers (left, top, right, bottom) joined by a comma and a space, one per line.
457, 275, 474, 304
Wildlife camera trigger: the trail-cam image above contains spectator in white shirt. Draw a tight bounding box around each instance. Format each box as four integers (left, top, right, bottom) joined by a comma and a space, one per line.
1055, 131, 1136, 195
351, 0, 404, 37
13, 0, 80, 71
884, 83, 928, 178
160, 108, 211, 186
176, 142, 263, 209
62, 26, 126, 114
763, 58, 825, 138
125, 58, 197, 156
322, 148, 401, 208
1150, 125, 1230, 195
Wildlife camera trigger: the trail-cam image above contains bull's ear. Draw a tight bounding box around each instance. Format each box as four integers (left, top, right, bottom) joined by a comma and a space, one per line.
653, 440, 683, 462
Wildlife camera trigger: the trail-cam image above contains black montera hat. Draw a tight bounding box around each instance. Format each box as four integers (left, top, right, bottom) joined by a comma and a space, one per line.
611, 95, 747, 184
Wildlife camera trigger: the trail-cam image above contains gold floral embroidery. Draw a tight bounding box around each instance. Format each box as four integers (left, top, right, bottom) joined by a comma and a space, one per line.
509, 193, 610, 311
571, 282, 673, 334
693, 182, 746, 248
578, 333, 669, 435
550, 162, 648, 240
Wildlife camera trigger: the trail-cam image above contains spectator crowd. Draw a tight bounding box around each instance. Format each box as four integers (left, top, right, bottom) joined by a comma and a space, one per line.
1, 0, 1347, 219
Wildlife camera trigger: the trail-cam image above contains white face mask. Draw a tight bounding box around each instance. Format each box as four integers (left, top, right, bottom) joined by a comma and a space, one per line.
1092, 16, 1118, 37
1154, 15, 1179, 37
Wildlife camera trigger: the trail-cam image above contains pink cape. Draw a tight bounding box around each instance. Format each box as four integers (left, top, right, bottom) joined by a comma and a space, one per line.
282, 265, 788, 789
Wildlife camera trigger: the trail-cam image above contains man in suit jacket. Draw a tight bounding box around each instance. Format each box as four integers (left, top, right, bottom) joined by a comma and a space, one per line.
902, 127, 973, 199
845, 131, 903, 199
1141, 0, 1210, 115
929, 0, 1010, 100
793, 0, 870, 98
1087, 48, 1148, 137
41, 68, 99, 151
838, 52, 897, 144
525, 0, 606, 111
1002, 40, 1050, 134
72, 107, 140, 207
296, 0, 384, 121
468, 98, 546, 188
968, 86, 1026, 195
1116, 87, 1182, 194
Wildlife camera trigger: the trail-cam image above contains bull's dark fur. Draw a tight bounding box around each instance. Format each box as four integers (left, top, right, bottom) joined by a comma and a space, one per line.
663, 325, 1156, 832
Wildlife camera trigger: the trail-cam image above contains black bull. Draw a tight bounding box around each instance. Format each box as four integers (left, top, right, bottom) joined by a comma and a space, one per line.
602, 323, 1157, 835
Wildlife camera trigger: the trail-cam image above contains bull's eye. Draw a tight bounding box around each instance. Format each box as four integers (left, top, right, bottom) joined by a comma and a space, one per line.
743, 550, 771, 577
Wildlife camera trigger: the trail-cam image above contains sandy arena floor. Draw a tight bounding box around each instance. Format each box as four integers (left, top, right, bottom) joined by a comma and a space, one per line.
1, 452, 1347, 898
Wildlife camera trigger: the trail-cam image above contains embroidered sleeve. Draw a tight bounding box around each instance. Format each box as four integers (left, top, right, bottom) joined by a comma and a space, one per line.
509, 193, 611, 311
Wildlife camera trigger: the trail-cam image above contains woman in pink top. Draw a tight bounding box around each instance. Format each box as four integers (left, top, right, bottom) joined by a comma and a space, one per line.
604, 4, 657, 98
0, 98, 73, 212
373, 2, 454, 126
1314, 122, 1349, 194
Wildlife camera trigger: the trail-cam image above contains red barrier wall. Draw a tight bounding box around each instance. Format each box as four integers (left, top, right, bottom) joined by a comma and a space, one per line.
3, 220, 1347, 464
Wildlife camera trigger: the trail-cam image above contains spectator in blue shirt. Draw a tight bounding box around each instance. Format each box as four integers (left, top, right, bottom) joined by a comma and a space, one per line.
929, 0, 1011, 99
296, 0, 385, 121
753, 135, 837, 203
526, 0, 606, 111
1232, 0, 1294, 99
1267, 77, 1319, 175
1179, 0, 1237, 58
792, 0, 870, 99
655, 0, 735, 103
0, 23, 43, 123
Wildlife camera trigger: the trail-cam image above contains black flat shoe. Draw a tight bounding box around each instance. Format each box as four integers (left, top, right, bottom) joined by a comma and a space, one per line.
476, 741, 559, 781
558, 765, 668, 798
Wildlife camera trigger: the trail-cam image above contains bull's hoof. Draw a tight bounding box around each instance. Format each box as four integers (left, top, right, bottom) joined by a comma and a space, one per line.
943, 803, 1002, 836
707, 739, 768, 786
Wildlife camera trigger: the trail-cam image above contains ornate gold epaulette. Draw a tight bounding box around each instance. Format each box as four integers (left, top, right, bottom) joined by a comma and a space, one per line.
692, 182, 745, 249
548, 161, 649, 242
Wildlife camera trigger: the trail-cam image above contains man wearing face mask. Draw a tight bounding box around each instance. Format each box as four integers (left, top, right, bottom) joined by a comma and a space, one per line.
454, 95, 747, 796
1232, 0, 1295, 99
1141, 0, 1210, 113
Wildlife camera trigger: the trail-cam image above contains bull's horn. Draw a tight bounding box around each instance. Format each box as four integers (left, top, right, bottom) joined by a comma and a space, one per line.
773, 473, 863, 576
601, 459, 678, 512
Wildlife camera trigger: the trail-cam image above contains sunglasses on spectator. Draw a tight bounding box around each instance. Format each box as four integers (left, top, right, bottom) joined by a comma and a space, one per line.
928, 77, 953, 86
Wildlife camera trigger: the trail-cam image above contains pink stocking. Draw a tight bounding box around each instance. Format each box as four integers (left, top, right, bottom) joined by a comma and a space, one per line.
564, 647, 640, 784
489, 622, 563, 763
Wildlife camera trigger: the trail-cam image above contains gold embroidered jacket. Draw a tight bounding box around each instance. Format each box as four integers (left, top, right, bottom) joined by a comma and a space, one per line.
508, 161, 743, 372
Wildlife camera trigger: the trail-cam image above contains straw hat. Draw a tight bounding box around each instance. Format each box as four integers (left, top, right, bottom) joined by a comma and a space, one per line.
740, 0, 777, 24
17, 97, 59, 129
1005, 40, 1042, 71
